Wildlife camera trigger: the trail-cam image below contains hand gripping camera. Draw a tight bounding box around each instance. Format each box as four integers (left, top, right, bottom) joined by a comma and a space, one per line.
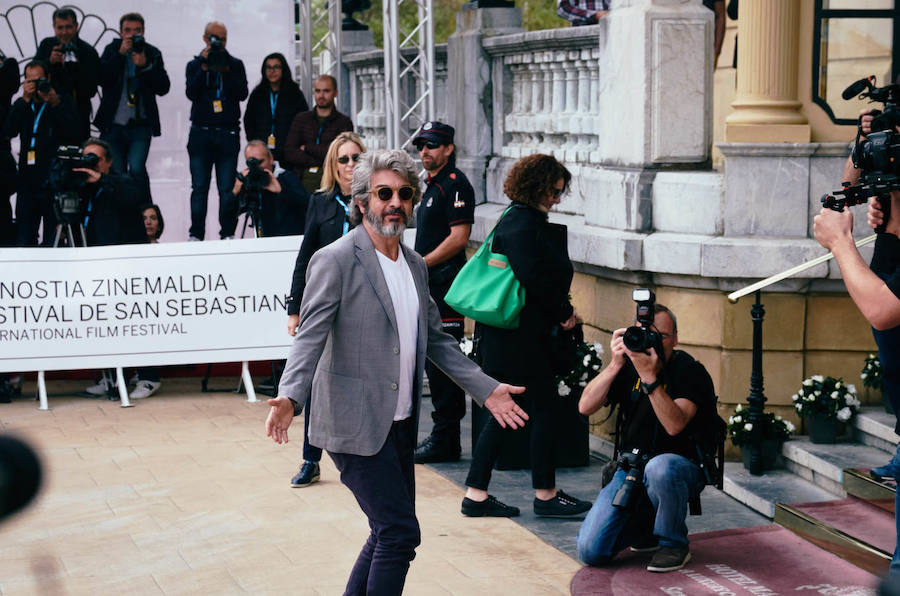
612, 449, 650, 509
821, 76, 900, 233
205, 35, 228, 72
622, 288, 664, 357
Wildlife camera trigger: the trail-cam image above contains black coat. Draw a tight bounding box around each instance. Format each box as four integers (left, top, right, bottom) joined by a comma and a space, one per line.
258, 170, 309, 237
477, 203, 574, 383
286, 185, 354, 315
243, 82, 308, 165
82, 173, 147, 246
0, 57, 19, 152
3, 95, 80, 186
94, 38, 171, 136
35, 36, 100, 141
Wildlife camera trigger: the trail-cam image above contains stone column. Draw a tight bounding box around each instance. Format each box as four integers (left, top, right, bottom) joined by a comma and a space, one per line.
447, 5, 524, 204
339, 29, 377, 116
724, 0, 810, 143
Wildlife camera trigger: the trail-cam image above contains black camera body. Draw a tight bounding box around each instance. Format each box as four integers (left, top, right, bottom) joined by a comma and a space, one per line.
236, 157, 269, 215
131, 34, 146, 54
48, 146, 100, 220
35, 77, 52, 94
612, 449, 650, 509
822, 76, 900, 232
205, 35, 228, 72
622, 288, 663, 357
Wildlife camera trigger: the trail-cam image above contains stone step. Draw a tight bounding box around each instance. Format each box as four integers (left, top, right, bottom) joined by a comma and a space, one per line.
782, 437, 892, 497
853, 406, 899, 454
722, 461, 837, 519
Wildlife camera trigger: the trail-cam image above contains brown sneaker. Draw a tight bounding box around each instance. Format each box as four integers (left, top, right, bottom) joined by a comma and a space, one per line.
647, 545, 690, 572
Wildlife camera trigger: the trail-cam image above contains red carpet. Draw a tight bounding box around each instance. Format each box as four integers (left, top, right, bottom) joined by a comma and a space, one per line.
571, 525, 879, 595
789, 498, 895, 554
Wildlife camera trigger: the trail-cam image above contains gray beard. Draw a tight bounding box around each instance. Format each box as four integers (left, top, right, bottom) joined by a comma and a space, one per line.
365, 206, 407, 238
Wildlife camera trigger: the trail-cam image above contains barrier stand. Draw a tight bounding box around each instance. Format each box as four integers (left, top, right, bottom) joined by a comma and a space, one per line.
37, 371, 49, 411
242, 361, 258, 403
115, 367, 133, 407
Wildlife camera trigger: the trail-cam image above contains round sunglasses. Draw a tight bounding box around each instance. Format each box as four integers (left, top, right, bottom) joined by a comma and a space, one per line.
370, 185, 415, 202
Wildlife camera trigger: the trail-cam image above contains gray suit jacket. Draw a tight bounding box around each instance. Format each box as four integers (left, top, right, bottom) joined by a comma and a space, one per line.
278, 225, 499, 456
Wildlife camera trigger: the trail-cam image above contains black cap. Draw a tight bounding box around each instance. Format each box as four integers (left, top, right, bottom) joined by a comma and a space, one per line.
412, 121, 454, 146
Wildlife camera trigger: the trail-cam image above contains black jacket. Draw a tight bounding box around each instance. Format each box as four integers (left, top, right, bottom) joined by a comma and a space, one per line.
243, 83, 308, 165
476, 203, 575, 383
185, 53, 248, 128
254, 169, 309, 238
81, 173, 147, 246
0, 56, 19, 152
94, 38, 171, 136
2, 95, 79, 186
35, 36, 100, 141
286, 185, 354, 315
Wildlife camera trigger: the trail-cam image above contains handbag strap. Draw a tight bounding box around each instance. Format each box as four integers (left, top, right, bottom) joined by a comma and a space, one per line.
483, 205, 514, 251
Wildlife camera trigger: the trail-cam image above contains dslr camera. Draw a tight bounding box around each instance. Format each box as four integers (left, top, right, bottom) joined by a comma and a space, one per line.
48, 146, 100, 220
205, 35, 228, 72
622, 288, 664, 357
612, 449, 650, 509
236, 157, 269, 215
821, 76, 900, 232
131, 34, 146, 54
35, 78, 52, 94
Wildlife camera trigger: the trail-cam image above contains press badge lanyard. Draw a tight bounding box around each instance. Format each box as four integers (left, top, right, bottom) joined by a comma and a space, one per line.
27, 102, 46, 165
83, 187, 102, 229
334, 193, 350, 236
268, 92, 278, 148
212, 73, 224, 113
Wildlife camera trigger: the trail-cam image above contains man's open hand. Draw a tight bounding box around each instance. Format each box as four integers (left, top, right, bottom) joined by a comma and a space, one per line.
483, 384, 528, 429
265, 396, 294, 444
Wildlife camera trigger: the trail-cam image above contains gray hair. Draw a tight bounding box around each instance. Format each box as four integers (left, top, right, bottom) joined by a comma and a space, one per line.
350, 149, 421, 225
245, 139, 272, 159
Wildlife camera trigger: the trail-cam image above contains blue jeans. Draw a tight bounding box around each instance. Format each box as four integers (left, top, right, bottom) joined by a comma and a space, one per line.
101, 124, 152, 203
576, 453, 704, 566
186, 125, 239, 240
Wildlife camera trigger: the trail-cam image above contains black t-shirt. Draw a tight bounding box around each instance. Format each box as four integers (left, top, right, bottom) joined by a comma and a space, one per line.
414, 165, 475, 275
871, 233, 900, 300
608, 350, 716, 460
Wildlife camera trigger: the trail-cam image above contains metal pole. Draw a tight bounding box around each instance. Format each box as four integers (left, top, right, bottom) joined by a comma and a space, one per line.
383, 0, 399, 149
297, 0, 313, 100
115, 367, 133, 408
242, 361, 258, 403
745, 290, 767, 475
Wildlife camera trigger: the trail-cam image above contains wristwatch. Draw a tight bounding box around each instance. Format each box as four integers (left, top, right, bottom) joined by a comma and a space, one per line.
640, 378, 661, 395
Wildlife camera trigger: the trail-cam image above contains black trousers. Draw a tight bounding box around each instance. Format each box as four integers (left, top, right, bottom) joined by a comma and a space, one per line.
465, 375, 558, 491
425, 313, 465, 445
328, 418, 421, 596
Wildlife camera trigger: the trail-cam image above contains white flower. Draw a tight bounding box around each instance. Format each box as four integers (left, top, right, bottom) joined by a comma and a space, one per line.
812, 375, 824, 383
592, 343, 604, 357
744, 423, 753, 431
805, 395, 814, 402
831, 391, 839, 400
835, 381, 842, 389
847, 384, 857, 395
791, 393, 799, 402
459, 338, 473, 356
592, 364, 600, 371
728, 416, 735, 424
785, 421, 796, 432
583, 355, 591, 367
733, 415, 742, 423
796, 403, 803, 412
861, 373, 868, 380
558, 381, 571, 396
803, 379, 813, 386
735, 404, 743, 412
836, 407, 852, 422
579, 380, 587, 387
580, 372, 588, 380
869, 353, 876, 359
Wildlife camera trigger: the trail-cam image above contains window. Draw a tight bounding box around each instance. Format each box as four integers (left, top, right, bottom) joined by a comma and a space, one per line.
812, 0, 898, 125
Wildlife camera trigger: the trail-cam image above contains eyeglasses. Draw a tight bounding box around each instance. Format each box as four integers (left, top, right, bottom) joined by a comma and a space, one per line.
371, 185, 415, 202
337, 154, 361, 164
264, 64, 283, 71
414, 140, 442, 151
551, 187, 565, 198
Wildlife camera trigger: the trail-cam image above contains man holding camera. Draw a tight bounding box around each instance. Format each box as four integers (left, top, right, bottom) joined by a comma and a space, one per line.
575, 296, 716, 573
232, 140, 309, 238
185, 22, 248, 241
35, 8, 100, 143
95, 13, 170, 204
2, 60, 78, 246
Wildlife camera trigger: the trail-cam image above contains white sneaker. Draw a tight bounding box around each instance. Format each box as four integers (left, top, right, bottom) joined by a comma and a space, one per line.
86, 376, 112, 396
127, 372, 139, 386
130, 380, 161, 399
188, 235, 202, 242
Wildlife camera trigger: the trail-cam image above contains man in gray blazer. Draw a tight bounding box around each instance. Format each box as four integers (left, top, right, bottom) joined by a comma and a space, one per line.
265, 149, 527, 595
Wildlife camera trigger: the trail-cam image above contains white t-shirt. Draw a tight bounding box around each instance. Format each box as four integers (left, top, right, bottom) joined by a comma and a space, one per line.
375, 248, 420, 421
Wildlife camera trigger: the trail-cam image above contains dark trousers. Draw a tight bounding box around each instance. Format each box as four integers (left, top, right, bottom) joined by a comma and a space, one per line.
328, 418, 421, 596
187, 125, 239, 240
15, 187, 56, 247
102, 123, 153, 204
873, 272, 900, 433
465, 376, 557, 490
302, 393, 322, 462
425, 316, 465, 446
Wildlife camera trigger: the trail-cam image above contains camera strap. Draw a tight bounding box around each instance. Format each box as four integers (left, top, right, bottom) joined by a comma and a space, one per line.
29, 102, 46, 150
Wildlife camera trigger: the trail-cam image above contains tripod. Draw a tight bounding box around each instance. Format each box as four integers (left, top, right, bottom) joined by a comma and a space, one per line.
238, 190, 264, 239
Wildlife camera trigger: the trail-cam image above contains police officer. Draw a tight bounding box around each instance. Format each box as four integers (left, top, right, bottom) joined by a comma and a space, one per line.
412, 121, 476, 463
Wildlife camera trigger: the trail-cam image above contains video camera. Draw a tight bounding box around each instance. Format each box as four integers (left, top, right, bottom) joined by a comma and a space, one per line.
131, 34, 146, 54
622, 288, 663, 357
612, 449, 650, 509
236, 157, 269, 216
48, 146, 99, 220
205, 35, 228, 72
821, 76, 900, 233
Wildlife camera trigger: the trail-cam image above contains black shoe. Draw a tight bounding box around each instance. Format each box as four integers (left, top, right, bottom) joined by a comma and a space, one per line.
629, 537, 661, 553
290, 461, 320, 487
533, 490, 592, 517
647, 545, 691, 572
461, 495, 520, 517
414, 435, 461, 464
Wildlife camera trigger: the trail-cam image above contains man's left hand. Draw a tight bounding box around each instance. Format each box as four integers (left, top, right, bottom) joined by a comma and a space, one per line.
131, 51, 147, 68
72, 168, 101, 184
265, 396, 294, 444
264, 171, 281, 194
625, 345, 662, 385
483, 384, 528, 429
814, 206, 853, 251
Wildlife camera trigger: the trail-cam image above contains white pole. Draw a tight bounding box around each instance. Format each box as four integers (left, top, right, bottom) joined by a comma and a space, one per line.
37, 371, 49, 411
115, 367, 133, 407
242, 361, 257, 402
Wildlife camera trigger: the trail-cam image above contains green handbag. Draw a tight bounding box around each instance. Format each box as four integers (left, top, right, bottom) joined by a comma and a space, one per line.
444, 207, 525, 329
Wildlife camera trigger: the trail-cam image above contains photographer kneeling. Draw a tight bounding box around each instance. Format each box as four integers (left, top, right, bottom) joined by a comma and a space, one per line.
576, 293, 716, 573
72, 138, 146, 246
232, 140, 308, 237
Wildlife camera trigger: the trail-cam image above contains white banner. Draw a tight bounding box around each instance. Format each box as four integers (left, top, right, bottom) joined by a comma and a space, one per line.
0, 237, 302, 372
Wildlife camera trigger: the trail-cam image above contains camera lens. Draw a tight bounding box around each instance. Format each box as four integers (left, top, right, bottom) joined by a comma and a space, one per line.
622, 326, 647, 352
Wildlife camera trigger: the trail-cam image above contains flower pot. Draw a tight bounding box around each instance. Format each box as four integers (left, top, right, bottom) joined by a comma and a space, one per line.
806, 412, 843, 444
741, 439, 781, 472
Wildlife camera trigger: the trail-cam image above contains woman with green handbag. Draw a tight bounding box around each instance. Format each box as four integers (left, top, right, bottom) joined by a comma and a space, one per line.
461, 154, 593, 518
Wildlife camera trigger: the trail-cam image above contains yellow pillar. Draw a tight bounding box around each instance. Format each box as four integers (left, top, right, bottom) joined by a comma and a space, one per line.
725, 0, 810, 143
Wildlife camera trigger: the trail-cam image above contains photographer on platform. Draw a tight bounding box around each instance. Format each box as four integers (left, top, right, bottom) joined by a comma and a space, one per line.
95, 13, 171, 204
74, 138, 146, 246
35, 8, 100, 143
2, 60, 78, 246
576, 295, 716, 573
232, 140, 308, 238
